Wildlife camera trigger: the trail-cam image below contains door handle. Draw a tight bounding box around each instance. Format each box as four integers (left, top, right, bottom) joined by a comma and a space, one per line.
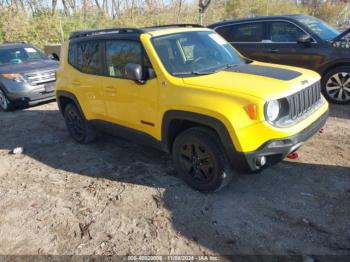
268, 49, 280, 53
104, 86, 117, 96
72, 80, 81, 86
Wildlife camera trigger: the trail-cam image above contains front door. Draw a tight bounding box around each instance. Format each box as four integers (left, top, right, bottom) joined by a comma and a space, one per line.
101, 39, 159, 135
265, 21, 325, 70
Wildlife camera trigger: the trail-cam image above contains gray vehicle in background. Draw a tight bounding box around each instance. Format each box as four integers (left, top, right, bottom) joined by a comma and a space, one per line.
0, 42, 59, 111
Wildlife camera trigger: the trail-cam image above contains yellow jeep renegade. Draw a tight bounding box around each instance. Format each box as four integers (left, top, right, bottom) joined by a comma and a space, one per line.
56, 25, 329, 192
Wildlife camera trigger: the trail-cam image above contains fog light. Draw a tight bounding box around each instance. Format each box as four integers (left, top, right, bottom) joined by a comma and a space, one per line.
256, 156, 267, 167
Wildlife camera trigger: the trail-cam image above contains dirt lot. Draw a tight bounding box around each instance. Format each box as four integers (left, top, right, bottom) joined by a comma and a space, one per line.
0, 102, 349, 257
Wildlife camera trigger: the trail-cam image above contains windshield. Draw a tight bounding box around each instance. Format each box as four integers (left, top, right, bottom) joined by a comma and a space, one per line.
152, 31, 246, 76
295, 16, 340, 41
0, 46, 47, 66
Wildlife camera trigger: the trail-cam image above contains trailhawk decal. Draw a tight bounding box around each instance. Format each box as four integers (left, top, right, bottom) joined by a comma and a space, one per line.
225, 64, 302, 81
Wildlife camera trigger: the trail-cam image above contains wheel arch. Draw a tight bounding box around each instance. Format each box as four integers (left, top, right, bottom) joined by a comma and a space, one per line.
0, 81, 10, 95
56, 91, 86, 119
161, 110, 249, 172
319, 60, 350, 77
162, 111, 228, 150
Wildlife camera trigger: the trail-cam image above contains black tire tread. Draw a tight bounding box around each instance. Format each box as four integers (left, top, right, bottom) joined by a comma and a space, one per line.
0, 88, 13, 112
64, 103, 96, 144
172, 126, 234, 193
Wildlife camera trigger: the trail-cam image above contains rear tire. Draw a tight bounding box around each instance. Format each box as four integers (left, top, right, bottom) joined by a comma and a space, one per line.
172, 127, 233, 193
322, 66, 350, 104
63, 103, 96, 144
0, 88, 13, 112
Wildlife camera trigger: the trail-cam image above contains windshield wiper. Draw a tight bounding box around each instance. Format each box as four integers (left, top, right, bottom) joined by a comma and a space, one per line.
192, 71, 216, 75
224, 64, 237, 69
172, 71, 216, 76
173, 64, 247, 76
215, 63, 240, 72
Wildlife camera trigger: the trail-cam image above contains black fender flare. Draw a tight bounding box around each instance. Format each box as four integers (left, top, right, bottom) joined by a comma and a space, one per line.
56, 91, 86, 119
319, 59, 350, 76
161, 110, 249, 173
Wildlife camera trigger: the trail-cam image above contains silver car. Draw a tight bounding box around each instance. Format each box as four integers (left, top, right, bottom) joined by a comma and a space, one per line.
0, 42, 59, 111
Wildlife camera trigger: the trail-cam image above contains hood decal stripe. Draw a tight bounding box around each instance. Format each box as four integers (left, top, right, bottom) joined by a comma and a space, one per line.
225, 64, 302, 81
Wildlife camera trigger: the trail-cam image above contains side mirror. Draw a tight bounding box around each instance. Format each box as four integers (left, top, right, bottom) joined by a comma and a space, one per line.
125, 63, 144, 84
48, 53, 60, 61
297, 35, 312, 45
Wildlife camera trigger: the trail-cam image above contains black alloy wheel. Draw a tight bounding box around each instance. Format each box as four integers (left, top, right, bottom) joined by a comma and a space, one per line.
172, 127, 233, 193
63, 103, 96, 144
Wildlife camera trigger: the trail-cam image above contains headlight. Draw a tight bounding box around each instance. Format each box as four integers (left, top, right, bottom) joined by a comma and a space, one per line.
265, 100, 280, 122
0, 73, 25, 83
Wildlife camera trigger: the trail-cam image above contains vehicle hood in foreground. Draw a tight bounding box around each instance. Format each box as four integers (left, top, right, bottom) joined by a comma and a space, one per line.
0, 59, 59, 74
182, 62, 321, 100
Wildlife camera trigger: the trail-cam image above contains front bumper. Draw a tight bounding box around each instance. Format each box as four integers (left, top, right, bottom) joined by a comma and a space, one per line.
3, 81, 56, 106
243, 110, 328, 171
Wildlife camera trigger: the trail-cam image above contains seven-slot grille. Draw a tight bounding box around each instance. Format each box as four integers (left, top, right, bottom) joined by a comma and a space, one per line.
25, 70, 56, 85
287, 81, 322, 120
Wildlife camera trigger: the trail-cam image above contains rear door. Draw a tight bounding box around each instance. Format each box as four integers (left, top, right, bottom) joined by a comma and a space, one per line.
71, 40, 106, 118
215, 21, 272, 62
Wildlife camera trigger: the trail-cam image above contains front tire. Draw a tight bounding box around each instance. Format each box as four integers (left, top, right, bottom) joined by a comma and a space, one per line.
172, 127, 233, 193
0, 88, 13, 111
63, 103, 96, 144
322, 66, 350, 104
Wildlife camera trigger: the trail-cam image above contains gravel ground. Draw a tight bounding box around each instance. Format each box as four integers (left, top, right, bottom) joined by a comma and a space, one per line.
0, 102, 349, 257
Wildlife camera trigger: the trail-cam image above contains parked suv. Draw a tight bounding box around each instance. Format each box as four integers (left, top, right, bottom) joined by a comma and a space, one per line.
56, 25, 328, 192
0, 42, 58, 111
209, 15, 350, 104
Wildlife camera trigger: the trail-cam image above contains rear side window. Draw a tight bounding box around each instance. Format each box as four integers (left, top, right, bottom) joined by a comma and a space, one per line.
270, 22, 305, 42
218, 23, 265, 43
105, 40, 142, 78
76, 41, 102, 75
215, 26, 232, 41
68, 43, 75, 65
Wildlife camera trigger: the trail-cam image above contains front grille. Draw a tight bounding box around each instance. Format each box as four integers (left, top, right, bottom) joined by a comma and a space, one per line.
25, 70, 56, 85
287, 81, 322, 120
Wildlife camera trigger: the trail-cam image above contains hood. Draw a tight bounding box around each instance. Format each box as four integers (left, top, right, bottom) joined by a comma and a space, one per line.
182, 62, 320, 100
333, 27, 350, 42
0, 59, 59, 74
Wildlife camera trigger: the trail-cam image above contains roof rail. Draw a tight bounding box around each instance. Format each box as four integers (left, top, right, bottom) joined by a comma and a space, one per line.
69, 24, 204, 40
144, 24, 203, 29
2, 41, 26, 44
69, 28, 142, 40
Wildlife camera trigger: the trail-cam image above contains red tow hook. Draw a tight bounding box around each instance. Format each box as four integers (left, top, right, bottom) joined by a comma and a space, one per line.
287, 151, 299, 160
287, 128, 324, 160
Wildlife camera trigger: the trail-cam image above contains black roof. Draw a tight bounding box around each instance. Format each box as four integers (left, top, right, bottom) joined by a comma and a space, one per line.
69, 24, 204, 40
69, 28, 142, 40
208, 14, 307, 28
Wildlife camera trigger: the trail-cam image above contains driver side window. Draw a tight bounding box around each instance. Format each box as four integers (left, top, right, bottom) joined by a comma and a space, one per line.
270, 22, 306, 43
104, 40, 154, 80
105, 40, 142, 78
